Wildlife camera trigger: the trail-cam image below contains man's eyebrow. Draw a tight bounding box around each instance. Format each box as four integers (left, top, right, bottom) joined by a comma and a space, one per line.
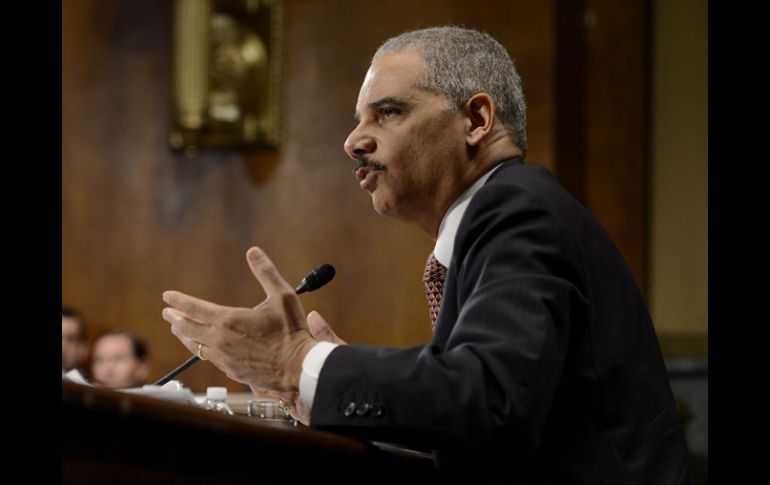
354, 96, 410, 125
369, 96, 409, 111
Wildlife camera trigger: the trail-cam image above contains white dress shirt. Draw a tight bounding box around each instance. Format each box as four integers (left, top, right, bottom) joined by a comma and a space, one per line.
298, 164, 503, 410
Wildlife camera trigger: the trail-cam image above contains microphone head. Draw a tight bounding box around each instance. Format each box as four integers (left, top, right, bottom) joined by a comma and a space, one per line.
296, 264, 336, 293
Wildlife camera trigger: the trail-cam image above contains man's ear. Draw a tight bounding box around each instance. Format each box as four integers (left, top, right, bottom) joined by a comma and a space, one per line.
463, 93, 496, 146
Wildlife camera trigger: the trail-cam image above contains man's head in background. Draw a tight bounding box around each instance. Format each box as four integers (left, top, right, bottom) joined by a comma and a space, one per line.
91, 329, 149, 389
62, 306, 88, 371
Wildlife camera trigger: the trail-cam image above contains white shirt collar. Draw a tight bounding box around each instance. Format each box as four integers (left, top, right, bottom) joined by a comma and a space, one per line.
433, 163, 503, 268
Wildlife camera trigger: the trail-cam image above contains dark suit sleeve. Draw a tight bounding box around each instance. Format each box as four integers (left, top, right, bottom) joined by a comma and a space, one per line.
309, 182, 589, 452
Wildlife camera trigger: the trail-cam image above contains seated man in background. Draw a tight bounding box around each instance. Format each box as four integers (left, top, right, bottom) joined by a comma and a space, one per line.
91, 329, 149, 389
62, 306, 89, 373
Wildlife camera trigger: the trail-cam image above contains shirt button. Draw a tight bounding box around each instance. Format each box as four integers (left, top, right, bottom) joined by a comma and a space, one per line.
356, 403, 371, 416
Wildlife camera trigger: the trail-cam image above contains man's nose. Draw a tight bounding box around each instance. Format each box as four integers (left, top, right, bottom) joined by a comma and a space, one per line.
344, 126, 376, 160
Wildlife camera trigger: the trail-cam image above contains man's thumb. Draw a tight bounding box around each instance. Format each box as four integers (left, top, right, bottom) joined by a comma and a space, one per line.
307, 311, 347, 345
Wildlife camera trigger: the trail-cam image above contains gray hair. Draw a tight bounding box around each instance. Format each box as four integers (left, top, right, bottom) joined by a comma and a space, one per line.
373, 26, 527, 155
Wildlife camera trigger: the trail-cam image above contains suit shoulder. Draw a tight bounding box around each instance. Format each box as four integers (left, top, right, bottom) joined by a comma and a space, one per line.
488, 163, 570, 198
471, 162, 583, 221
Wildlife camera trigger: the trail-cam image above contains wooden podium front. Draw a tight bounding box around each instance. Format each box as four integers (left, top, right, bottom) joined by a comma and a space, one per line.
62, 381, 437, 484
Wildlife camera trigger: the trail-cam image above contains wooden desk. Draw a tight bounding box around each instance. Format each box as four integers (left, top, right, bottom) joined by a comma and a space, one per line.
62, 381, 436, 484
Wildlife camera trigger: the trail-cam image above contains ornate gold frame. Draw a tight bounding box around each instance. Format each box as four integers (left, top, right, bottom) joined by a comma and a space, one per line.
170, 0, 283, 153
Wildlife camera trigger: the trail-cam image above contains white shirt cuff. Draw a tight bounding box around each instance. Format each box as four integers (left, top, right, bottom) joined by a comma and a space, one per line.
299, 341, 339, 410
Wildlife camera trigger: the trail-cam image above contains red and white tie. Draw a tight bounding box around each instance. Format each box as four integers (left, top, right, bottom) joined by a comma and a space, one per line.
423, 252, 447, 332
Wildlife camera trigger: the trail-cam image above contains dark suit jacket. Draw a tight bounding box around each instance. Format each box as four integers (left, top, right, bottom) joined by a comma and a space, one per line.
310, 157, 692, 484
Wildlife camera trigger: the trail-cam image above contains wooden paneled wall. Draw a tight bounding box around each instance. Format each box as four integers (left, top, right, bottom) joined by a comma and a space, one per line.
63, 0, 649, 391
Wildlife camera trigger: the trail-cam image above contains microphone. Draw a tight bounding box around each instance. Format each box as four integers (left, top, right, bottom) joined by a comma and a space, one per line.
295, 264, 336, 294
154, 263, 336, 386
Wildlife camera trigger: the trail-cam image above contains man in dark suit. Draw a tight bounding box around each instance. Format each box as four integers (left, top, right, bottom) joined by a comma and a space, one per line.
162, 27, 692, 484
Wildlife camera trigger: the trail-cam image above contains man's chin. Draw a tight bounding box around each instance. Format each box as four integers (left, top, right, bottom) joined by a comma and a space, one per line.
371, 193, 396, 218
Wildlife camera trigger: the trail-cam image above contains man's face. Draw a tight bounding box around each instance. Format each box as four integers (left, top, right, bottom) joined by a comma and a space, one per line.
344, 50, 468, 226
91, 335, 146, 389
62, 316, 86, 371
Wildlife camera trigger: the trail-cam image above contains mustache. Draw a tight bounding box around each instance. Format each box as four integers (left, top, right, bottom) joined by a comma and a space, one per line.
352, 158, 387, 174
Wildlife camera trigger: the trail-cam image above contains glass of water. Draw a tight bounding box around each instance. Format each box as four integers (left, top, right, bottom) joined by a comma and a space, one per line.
247, 400, 296, 426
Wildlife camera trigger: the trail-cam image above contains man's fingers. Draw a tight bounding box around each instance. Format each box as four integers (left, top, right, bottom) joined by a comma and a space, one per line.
167, 322, 221, 363
245, 247, 295, 298
162, 308, 212, 342
162, 290, 231, 325
292, 396, 311, 426
251, 386, 297, 403
307, 310, 347, 344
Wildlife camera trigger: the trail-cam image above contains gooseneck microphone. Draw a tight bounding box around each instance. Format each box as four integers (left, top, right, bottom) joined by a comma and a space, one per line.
154, 263, 336, 386
295, 264, 335, 294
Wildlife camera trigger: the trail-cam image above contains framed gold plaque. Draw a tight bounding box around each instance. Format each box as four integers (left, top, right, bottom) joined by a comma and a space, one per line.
170, 0, 283, 152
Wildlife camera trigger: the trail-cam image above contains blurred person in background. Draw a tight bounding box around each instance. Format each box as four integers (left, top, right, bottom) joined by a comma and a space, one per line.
91, 329, 149, 389
62, 306, 89, 373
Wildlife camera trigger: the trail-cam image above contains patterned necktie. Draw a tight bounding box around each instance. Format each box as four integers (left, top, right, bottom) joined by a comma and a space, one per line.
423, 252, 447, 332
